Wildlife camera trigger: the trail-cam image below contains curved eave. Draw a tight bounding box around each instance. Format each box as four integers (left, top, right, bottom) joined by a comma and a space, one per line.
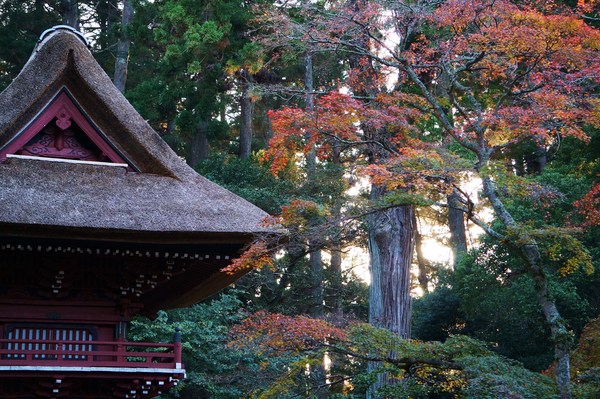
0, 157, 277, 238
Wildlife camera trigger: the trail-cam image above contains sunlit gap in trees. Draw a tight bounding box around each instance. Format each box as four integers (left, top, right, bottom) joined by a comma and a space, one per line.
341, 171, 491, 296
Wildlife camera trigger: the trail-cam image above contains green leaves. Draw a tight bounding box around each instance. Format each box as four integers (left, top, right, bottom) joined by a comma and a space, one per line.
129, 294, 252, 398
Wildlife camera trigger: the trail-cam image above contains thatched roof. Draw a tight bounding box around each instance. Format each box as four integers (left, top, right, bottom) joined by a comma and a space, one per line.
0, 26, 273, 243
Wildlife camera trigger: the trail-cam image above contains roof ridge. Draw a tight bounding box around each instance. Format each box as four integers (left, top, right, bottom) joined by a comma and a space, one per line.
38, 25, 90, 49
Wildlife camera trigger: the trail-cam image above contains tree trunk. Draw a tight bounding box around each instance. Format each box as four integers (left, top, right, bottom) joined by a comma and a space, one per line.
413, 214, 429, 293
304, 49, 324, 318
367, 185, 415, 399
189, 120, 210, 167
526, 144, 547, 174
303, 43, 326, 398
448, 189, 467, 268
482, 176, 572, 399
329, 144, 344, 316
526, 246, 572, 399
239, 71, 253, 159
342, 1, 415, 395
97, 0, 118, 51
329, 243, 343, 315
61, 0, 78, 28
368, 185, 415, 337
114, 0, 133, 93
308, 250, 324, 318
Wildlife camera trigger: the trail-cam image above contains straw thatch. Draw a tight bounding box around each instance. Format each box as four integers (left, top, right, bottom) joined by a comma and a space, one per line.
0, 27, 273, 243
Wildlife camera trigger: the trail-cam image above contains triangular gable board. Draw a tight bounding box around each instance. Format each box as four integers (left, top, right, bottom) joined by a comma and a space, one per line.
0, 89, 136, 171
0, 27, 185, 178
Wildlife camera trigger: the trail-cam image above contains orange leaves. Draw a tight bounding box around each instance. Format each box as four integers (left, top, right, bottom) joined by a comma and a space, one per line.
261, 92, 363, 176
262, 90, 429, 181
430, 1, 600, 149
262, 107, 308, 176
221, 200, 327, 276
574, 182, 600, 227
487, 88, 592, 147
315, 91, 364, 139
221, 240, 273, 275
577, 0, 600, 14
278, 199, 323, 229
433, 0, 600, 90
363, 147, 460, 196
229, 311, 346, 353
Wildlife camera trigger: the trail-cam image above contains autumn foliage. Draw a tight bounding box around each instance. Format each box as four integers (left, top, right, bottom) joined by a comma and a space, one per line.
575, 182, 600, 227
263, 0, 600, 204
221, 240, 274, 275
229, 311, 346, 353
258, 3, 599, 397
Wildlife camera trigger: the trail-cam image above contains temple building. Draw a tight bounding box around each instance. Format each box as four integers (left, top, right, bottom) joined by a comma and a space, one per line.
0, 26, 272, 398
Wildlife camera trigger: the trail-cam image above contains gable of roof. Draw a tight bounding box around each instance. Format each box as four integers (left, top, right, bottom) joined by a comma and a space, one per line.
0, 26, 193, 178
1, 89, 135, 168
0, 26, 275, 240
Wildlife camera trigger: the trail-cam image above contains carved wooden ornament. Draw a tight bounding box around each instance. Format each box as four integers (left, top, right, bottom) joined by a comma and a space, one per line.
0, 90, 128, 165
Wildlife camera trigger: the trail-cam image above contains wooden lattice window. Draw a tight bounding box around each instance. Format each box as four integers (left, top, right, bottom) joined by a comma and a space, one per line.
5, 324, 95, 360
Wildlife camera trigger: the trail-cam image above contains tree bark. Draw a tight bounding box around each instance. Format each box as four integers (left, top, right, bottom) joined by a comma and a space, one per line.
238, 71, 253, 159
448, 189, 468, 268
413, 214, 429, 293
308, 250, 324, 318
61, 0, 78, 29
368, 185, 415, 337
304, 49, 324, 318
114, 0, 133, 93
329, 145, 344, 316
189, 120, 210, 167
367, 185, 415, 399
329, 244, 343, 315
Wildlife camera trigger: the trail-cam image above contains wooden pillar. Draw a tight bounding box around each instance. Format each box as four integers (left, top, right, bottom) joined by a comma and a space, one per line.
173, 328, 182, 368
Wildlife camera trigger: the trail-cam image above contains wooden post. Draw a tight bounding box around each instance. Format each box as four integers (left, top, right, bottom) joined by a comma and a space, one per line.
116, 317, 127, 364
57, 342, 64, 363
173, 328, 182, 368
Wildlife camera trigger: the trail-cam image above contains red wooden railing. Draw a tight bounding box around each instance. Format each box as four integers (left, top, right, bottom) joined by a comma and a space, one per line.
0, 338, 183, 369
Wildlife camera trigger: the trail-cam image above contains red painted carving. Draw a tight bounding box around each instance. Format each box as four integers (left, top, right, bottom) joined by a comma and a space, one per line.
0, 90, 130, 167
18, 124, 109, 161
55, 107, 72, 130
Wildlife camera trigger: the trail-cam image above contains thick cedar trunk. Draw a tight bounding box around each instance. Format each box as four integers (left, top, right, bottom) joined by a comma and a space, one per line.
482, 177, 571, 399
239, 71, 253, 159
329, 243, 343, 315
368, 185, 415, 337
189, 121, 209, 167
304, 49, 324, 318
303, 46, 325, 398
114, 0, 133, 93
61, 0, 78, 28
342, 2, 415, 396
329, 189, 344, 316
448, 189, 467, 267
367, 185, 415, 399
308, 250, 324, 318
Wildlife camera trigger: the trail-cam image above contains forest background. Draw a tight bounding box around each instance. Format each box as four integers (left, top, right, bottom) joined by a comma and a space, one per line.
0, 1, 599, 398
